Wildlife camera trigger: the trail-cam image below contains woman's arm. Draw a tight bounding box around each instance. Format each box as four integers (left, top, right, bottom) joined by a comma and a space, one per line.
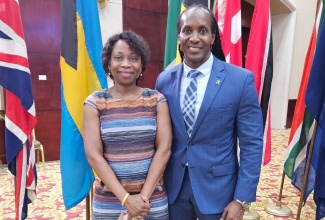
140, 101, 172, 198
83, 104, 128, 201
82, 104, 150, 217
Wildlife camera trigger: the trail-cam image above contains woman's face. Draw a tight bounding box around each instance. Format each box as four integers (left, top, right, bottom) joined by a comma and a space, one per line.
109, 40, 142, 86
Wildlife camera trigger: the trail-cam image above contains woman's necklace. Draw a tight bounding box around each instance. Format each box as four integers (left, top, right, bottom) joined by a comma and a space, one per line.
109, 87, 143, 100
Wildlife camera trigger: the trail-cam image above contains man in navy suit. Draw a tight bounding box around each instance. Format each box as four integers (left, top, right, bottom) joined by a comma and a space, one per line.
156, 4, 263, 220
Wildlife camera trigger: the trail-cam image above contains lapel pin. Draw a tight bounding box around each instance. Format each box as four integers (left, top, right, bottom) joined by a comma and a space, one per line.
216, 80, 221, 85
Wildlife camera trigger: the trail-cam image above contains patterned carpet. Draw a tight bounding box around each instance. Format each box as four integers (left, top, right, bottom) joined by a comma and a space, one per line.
0, 129, 319, 219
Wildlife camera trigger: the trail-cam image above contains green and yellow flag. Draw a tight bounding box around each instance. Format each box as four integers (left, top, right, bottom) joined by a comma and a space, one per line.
164, 0, 182, 69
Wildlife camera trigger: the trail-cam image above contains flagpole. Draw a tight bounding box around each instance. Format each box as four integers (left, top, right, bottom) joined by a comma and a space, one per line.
296, 121, 318, 220
296, 0, 321, 218
15, 176, 16, 214
264, 171, 292, 216
86, 194, 90, 220
316, 0, 322, 17
278, 171, 285, 202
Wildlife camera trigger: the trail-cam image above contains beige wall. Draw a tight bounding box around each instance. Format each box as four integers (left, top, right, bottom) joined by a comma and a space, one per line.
99, 0, 123, 46
98, 0, 123, 87
271, 11, 297, 128
289, 0, 317, 99
269, 0, 317, 128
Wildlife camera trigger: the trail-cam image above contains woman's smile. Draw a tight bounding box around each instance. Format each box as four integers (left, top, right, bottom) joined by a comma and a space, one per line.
118, 71, 134, 79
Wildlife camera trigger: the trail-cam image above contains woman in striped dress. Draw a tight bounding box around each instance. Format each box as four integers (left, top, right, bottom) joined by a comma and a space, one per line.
83, 30, 172, 220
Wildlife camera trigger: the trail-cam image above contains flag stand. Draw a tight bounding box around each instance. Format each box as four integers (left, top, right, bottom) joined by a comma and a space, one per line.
295, 122, 318, 220
264, 122, 318, 219
264, 172, 292, 216
243, 207, 260, 220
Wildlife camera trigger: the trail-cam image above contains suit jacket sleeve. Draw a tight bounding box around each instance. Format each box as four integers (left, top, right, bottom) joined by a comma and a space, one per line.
234, 72, 263, 202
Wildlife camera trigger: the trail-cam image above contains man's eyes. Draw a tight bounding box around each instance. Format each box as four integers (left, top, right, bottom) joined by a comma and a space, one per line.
183, 29, 191, 34
182, 29, 208, 34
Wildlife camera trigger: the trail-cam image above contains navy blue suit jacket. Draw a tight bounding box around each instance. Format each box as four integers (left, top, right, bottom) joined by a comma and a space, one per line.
156, 56, 263, 214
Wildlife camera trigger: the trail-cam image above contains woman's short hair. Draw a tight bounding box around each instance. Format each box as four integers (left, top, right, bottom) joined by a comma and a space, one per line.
102, 30, 150, 83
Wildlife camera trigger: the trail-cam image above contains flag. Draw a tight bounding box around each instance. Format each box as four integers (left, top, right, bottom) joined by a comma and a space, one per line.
163, 0, 182, 69
164, 0, 208, 69
245, 0, 273, 165
305, 1, 325, 217
283, 29, 317, 202
215, 0, 242, 66
60, 0, 107, 210
284, 0, 324, 204
0, 0, 37, 219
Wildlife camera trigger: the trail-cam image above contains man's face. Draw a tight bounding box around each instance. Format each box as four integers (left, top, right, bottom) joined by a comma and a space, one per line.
178, 8, 215, 69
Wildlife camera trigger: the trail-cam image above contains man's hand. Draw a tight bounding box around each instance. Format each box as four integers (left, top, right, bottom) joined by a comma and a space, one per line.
220, 200, 245, 220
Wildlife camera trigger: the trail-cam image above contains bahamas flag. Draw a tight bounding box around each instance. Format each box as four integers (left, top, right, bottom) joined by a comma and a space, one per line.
164, 0, 208, 69
60, 0, 107, 210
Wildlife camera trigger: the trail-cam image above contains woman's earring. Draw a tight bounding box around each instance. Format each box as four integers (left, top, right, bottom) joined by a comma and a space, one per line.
138, 73, 144, 81
108, 68, 112, 76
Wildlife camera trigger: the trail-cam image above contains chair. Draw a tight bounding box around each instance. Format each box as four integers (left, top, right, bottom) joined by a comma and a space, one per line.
33, 130, 46, 170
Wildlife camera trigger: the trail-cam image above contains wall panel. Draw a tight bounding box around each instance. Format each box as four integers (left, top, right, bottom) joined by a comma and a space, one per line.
20, 0, 61, 161
123, 0, 168, 89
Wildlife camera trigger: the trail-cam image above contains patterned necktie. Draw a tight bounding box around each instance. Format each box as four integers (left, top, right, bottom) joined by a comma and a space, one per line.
182, 70, 200, 137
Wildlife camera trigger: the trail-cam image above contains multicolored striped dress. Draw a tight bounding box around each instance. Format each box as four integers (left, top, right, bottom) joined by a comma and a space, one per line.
84, 88, 169, 220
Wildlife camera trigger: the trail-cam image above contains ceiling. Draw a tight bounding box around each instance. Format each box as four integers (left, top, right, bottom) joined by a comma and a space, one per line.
244, 0, 296, 15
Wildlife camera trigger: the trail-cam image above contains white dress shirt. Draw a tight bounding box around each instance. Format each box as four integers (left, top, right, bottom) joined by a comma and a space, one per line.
180, 53, 214, 124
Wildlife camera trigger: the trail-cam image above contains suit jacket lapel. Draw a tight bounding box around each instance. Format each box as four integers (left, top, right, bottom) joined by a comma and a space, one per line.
170, 65, 188, 139
191, 57, 225, 139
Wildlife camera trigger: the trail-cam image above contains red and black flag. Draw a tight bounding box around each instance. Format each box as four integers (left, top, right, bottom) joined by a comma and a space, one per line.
245, 0, 273, 165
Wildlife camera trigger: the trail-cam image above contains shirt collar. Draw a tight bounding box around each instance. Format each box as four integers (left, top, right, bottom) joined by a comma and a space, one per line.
183, 53, 213, 77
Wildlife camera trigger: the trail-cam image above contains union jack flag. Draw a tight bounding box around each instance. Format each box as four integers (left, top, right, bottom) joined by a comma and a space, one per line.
0, 0, 38, 219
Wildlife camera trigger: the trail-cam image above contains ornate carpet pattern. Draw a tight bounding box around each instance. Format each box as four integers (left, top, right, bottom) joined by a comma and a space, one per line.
0, 129, 319, 219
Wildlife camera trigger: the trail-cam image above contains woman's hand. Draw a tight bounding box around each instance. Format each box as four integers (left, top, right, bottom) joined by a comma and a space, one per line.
124, 194, 151, 219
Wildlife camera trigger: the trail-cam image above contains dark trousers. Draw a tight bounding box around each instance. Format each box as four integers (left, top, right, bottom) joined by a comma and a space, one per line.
168, 167, 222, 220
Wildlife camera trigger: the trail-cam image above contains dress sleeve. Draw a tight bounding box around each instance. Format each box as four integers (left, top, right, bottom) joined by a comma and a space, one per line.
157, 92, 167, 107
84, 93, 97, 109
